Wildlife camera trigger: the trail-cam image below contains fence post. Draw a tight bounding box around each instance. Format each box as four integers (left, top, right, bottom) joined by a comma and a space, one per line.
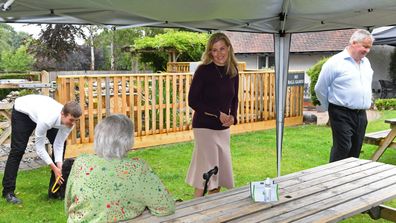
40, 70, 50, 96
105, 77, 111, 115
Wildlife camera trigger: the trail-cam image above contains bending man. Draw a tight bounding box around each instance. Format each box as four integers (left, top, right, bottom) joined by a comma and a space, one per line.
2, 94, 82, 204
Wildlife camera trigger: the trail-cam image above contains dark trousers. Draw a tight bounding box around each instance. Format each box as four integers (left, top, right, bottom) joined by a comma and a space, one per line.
328, 103, 368, 162
2, 108, 65, 197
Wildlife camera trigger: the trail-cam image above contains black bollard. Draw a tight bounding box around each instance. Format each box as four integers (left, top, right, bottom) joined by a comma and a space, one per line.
202, 166, 218, 196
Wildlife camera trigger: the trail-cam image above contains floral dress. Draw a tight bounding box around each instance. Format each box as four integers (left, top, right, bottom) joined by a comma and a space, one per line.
65, 154, 175, 223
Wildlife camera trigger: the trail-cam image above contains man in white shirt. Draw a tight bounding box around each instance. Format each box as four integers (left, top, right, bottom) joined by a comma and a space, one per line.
2, 95, 82, 204
315, 29, 374, 162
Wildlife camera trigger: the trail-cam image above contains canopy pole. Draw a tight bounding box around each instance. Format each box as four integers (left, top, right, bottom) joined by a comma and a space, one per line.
274, 33, 291, 177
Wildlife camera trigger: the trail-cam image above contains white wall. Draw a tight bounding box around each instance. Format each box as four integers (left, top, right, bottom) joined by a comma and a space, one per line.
235, 54, 259, 70
289, 54, 329, 71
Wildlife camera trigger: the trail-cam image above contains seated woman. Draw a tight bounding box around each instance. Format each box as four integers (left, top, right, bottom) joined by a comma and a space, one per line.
65, 114, 175, 222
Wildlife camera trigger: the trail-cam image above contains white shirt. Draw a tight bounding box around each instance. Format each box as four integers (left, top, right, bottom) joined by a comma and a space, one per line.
14, 95, 73, 165
314, 49, 373, 111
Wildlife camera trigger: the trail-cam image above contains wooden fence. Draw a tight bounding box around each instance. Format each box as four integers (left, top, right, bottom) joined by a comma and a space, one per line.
167, 62, 247, 73
56, 71, 303, 157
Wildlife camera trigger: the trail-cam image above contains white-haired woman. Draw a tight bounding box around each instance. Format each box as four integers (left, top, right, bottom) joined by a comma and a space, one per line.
65, 114, 175, 222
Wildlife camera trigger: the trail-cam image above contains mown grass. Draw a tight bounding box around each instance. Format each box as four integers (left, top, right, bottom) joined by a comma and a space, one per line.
0, 110, 395, 223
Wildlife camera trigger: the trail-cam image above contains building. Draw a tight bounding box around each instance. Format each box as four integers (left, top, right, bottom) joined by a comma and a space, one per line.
225, 30, 395, 97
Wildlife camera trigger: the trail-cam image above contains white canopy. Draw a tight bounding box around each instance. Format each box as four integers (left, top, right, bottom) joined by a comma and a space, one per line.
2, 0, 396, 176
1, 0, 396, 33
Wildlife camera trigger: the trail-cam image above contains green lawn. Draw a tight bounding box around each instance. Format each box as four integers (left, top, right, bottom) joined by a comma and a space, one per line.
1, 110, 395, 223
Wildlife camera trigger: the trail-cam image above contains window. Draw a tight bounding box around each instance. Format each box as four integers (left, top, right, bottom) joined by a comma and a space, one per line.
258, 55, 275, 69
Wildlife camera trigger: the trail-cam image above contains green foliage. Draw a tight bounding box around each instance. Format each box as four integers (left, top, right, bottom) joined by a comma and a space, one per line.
0, 73, 40, 81
0, 24, 14, 53
306, 57, 329, 106
0, 45, 35, 72
389, 48, 396, 82
375, 98, 396, 110
134, 30, 209, 72
94, 27, 165, 70
0, 24, 33, 71
30, 24, 85, 65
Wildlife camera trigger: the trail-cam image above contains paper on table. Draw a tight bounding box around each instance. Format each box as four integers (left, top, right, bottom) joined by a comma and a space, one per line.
250, 178, 279, 202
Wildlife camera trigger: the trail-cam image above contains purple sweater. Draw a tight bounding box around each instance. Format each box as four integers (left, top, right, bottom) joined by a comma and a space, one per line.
188, 62, 239, 130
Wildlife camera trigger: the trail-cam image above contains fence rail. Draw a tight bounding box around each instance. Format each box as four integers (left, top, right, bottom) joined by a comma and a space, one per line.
167, 62, 247, 73
55, 71, 303, 156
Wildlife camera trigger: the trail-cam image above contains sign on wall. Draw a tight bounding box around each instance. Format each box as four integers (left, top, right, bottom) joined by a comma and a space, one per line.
287, 72, 305, 86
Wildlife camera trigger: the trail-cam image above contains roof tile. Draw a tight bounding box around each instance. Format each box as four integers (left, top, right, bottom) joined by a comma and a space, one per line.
224, 29, 356, 53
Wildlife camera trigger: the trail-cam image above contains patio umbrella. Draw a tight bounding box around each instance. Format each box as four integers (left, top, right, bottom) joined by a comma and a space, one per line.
2, 0, 396, 176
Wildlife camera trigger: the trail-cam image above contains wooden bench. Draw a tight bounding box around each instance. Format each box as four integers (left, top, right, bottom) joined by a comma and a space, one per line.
364, 129, 396, 149
364, 118, 396, 161
128, 158, 396, 223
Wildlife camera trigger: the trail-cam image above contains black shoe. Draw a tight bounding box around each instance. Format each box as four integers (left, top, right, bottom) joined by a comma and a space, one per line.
48, 191, 62, 200
3, 193, 22, 204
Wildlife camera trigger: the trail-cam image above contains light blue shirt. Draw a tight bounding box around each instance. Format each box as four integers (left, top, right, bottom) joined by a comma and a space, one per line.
314, 49, 373, 111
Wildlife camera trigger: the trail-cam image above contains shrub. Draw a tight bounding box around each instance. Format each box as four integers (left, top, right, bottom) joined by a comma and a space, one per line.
306, 57, 329, 106
375, 98, 396, 110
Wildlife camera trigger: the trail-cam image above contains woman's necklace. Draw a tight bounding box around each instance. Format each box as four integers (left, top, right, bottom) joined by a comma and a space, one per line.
214, 64, 225, 78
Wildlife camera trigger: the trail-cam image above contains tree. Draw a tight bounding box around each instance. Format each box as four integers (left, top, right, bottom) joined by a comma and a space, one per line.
94, 27, 165, 70
0, 24, 34, 72
306, 57, 329, 106
0, 24, 14, 53
0, 45, 35, 72
82, 25, 102, 70
134, 30, 209, 71
30, 24, 85, 70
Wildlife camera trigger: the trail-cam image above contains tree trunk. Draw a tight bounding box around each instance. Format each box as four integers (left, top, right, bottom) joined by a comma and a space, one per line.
110, 27, 115, 71
90, 34, 95, 70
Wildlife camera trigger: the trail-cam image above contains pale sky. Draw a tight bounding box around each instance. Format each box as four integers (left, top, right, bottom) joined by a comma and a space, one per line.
8, 23, 42, 38
8, 23, 87, 44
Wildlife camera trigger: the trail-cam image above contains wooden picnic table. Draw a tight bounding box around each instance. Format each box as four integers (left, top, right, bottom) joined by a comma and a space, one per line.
129, 157, 396, 223
364, 118, 396, 161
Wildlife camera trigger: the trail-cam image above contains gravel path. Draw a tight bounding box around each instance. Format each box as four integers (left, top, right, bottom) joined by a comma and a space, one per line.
0, 140, 47, 173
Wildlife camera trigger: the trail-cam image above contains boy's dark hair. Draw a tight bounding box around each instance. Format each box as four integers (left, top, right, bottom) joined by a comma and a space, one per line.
62, 101, 82, 117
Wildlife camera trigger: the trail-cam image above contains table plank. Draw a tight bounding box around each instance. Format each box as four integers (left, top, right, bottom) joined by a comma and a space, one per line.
208, 163, 395, 223
293, 183, 396, 223
385, 118, 396, 124
126, 158, 396, 223
129, 158, 362, 222
259, 168, 396, 222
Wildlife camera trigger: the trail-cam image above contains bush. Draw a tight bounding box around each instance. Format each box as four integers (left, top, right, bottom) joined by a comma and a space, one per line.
306, 57, 329, 106
375, 98, 396, 110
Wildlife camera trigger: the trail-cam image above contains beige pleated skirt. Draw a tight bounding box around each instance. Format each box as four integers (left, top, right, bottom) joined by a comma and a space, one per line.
185, 128, 234, 190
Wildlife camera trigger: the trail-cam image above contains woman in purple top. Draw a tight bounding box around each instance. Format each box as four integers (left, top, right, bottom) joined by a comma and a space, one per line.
186, 33, 239, 197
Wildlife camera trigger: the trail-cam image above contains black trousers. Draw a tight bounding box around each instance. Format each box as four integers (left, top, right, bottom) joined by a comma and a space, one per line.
2, 108, 65, 197
328, 103, 367, 162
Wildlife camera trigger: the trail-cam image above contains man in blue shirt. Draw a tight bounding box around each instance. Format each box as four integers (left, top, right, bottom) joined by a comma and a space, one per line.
315, 29, 374, 162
